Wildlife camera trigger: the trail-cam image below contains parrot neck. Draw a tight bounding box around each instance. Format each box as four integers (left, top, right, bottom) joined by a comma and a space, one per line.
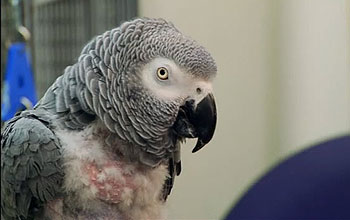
35, 61, 97, 130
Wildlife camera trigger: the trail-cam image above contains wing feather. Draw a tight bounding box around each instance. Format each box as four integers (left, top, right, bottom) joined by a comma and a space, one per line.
1, 111, 64, 219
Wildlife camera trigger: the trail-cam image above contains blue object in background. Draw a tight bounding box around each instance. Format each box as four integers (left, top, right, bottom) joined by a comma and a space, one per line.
225, 135, 350, 219
1, 42, 37, 121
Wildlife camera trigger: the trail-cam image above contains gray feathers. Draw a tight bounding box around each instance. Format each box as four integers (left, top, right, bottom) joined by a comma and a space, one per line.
1, 110, 63, 219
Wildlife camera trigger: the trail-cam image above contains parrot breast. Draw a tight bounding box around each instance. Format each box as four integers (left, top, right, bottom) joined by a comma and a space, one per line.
83, 160, 135, 204
52, 121, 169, 219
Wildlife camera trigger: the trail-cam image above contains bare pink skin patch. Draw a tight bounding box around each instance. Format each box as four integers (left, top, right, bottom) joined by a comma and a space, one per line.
83, 161, 135, 203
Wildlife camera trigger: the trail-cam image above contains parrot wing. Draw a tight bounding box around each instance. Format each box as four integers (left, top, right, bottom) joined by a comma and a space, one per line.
1, 110, 64, 219
162, 140, 182, 200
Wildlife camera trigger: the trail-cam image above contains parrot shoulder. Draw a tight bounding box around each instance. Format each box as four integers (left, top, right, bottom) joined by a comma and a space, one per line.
1, 110, 63, 219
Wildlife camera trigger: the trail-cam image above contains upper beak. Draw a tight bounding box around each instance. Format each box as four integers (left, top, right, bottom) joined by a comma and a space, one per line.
173, 93, 217, 153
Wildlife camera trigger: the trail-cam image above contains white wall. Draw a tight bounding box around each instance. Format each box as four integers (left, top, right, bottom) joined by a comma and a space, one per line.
278, 0, 350, 154
139, 0, 350, 219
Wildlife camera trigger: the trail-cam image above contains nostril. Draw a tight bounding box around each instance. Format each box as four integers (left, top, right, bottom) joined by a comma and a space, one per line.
196, 87, 202, 94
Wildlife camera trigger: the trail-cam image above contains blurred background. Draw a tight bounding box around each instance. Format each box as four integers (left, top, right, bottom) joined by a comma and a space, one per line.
1, 0, 350, 219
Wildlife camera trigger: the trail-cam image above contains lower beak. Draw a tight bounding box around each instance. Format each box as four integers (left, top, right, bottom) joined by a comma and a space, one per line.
173, 93, 217, 153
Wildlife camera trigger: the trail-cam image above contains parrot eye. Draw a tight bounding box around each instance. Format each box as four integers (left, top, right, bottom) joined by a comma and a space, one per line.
157, 67, 169, 80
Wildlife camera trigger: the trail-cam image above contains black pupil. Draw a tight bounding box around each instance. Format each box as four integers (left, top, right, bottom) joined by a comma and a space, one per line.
159, 69, 166, 75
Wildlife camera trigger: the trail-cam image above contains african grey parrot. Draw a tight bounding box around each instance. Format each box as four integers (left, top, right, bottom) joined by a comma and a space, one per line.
1, 18, 217, 219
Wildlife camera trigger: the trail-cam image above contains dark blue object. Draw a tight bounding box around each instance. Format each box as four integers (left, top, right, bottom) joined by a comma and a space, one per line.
225, 135, 350, 219
1, 42, 37, 121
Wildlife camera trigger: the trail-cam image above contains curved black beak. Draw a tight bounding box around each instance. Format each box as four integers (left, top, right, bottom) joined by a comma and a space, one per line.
173, 93, 217, 153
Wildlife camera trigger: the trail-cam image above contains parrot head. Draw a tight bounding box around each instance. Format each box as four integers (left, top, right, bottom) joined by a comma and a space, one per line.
83, 18, 217, 166
133, 56, 217, 154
